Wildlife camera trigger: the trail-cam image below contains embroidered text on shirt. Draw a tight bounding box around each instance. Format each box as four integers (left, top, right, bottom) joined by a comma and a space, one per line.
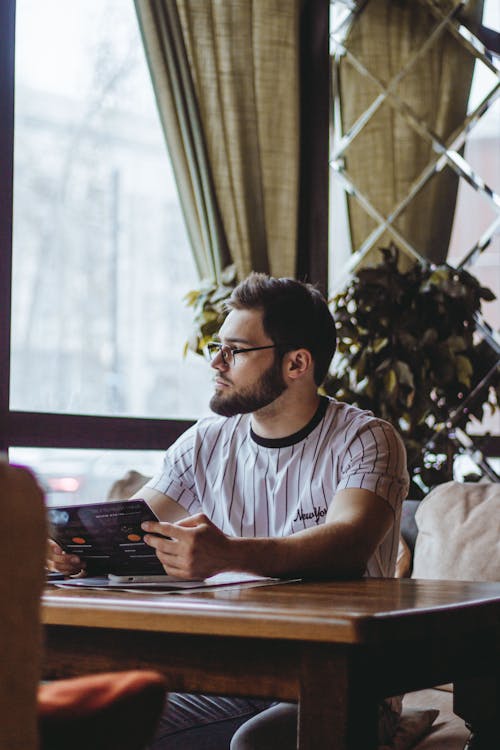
293, 505, 327, 524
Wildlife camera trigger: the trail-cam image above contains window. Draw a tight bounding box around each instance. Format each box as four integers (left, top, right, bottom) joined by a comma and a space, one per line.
1, 0, 219, 496
9, 446, 164, 506
328, 0, 499, 478
447, 1, 500, 332
11, 0, 211, 420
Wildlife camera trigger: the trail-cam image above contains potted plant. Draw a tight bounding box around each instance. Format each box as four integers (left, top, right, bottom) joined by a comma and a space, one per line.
183, 265, 237, 357
325, 244, 499, 497
183, 248, 498, 497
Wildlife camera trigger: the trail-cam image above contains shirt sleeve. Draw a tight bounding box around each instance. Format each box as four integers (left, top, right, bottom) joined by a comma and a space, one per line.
144, 425, 202, 514
336, 418, 409, 511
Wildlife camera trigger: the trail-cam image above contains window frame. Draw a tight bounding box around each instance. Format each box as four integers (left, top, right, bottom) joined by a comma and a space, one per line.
0, 1, 192, 455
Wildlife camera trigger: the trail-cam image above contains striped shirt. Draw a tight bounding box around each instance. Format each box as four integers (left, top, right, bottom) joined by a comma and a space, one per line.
146, 397, 409, 577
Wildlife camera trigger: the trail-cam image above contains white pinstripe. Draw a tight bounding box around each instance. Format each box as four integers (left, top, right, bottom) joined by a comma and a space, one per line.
146, 398, 409, 577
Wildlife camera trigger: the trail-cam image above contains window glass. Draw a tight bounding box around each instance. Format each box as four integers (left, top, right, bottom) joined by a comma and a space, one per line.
448, 0, 500, 330
447, 2, 499, 436
9, 447, 164, 506
11, 0, 211, 419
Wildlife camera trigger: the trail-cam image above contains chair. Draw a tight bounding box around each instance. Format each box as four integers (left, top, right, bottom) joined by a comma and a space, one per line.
0, 461, 167, 750
0, 461, 46, 750
38, 670, 167, 750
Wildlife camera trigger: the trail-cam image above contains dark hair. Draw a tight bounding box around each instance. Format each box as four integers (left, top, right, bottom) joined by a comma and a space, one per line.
227, 273, 336, 386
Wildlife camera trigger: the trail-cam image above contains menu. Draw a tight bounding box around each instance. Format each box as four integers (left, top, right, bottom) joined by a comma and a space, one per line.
47, 498, 165, 575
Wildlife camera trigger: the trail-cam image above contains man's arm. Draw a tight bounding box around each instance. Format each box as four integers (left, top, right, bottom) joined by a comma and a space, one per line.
130, 486, 190, 523
141, 488, 395, 580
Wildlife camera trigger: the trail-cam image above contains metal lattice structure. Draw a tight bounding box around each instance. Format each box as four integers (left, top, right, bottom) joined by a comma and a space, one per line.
329, 0, 500, 481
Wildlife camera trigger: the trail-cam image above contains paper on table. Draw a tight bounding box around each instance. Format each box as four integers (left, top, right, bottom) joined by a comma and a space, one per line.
52, 571, 293, 593
124, 574, 302, 595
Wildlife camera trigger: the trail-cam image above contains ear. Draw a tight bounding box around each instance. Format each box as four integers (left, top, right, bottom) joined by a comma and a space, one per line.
284, 349, 313, 380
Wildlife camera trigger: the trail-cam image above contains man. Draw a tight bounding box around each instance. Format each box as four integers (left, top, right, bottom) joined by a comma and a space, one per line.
50, 273, 409, 749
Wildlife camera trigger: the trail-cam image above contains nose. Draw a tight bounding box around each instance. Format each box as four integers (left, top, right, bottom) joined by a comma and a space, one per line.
210, 350, 229, 371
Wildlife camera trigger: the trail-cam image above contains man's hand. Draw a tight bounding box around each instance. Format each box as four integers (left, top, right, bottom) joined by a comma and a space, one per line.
141, 514, 234, 580
46, 539, 84, 576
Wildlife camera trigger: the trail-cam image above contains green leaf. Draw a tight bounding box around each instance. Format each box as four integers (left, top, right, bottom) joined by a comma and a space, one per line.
394, 360, 415, 389
354, 376, 371, 395
446, 336, 467, 353
422, 269, 449, 290
355, 350, 368, 379
375, 358, 391, 373
373, 337, 389, 353
397, 331, 417, 350
184, 290, 201, 307
421, 329, 438, 347
211, 285, 234, 303
198, 334, 213, 349
456, 355, 473, 387
384, 368, 398, 395
201, 310, 220, 323
405, 390, 415, 408
221, 264, 237, 285
310, 242, 496, 488
479, 286, 496, 301
184, 273, 235, 357
364, 379, 375, 399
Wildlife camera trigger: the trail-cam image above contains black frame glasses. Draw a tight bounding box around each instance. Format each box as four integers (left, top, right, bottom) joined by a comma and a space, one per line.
203, 342, 277, 367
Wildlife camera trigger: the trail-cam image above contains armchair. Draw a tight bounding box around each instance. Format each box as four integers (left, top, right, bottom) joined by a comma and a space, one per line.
0, 461, 167, 750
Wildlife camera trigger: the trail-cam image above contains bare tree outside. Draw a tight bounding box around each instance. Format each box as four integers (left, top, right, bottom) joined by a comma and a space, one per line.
11, 0, 211, 419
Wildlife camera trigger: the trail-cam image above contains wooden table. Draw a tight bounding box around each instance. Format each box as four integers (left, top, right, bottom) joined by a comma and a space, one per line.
42, 578, 500, 750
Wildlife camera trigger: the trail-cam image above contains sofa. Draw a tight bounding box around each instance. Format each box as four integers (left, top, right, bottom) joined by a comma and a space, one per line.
395, 481, 500, 750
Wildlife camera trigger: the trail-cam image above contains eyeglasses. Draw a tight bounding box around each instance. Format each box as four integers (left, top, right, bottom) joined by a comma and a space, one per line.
203, 341, 276, 367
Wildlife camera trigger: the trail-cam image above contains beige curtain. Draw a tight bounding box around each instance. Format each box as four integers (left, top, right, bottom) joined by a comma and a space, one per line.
339, 0, 483, 265
135, 0, 301, 282
134, 0, 227, 281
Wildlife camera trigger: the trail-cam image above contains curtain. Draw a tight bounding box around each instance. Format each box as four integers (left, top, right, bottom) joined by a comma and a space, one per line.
134, 0, 227, 281
135, 0, 301, 282
338, 0, 484, 265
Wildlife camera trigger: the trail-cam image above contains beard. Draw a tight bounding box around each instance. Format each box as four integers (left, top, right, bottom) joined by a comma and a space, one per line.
210, 357, 287, 417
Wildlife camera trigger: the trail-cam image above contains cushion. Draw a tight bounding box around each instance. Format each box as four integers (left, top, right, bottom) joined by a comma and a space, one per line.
38, 670, 167, 750
400, 500, 420, 555
412, 481, 500, 581
379, 708, 439, 750
402, 689, 470, 749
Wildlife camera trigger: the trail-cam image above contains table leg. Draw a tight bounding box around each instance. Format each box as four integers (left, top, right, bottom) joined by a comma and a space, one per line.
297, 645, 378, 750
454, 673, 500, 749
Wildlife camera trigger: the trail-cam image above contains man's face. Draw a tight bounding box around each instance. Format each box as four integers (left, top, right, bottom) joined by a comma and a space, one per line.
209, 308, 287, 417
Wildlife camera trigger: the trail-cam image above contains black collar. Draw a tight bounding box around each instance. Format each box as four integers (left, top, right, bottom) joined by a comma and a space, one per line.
250, 396, 329, 448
